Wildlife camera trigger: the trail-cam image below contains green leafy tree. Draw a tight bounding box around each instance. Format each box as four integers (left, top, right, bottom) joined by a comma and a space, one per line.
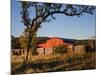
11, 35, 21, 49
86, 39, 96, 52
20, 1, 95, 63
18, 35, 28, 49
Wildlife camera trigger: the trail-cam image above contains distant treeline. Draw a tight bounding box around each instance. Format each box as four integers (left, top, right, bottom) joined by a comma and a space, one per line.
75, 39, 96, 52
11, 35, 50, 49
11, 35, 96, 52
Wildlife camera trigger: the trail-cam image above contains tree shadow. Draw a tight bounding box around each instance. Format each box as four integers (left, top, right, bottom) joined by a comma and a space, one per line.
11, 59, 64, 74
11, 62, 27, 75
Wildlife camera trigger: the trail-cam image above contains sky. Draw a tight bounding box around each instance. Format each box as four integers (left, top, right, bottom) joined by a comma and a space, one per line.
11, 0, 96, 39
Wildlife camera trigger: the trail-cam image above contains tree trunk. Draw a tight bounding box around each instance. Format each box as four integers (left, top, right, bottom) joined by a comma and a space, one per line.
24, 25, 38, 64
25, 45, 30, 64
24, 31, 32, 64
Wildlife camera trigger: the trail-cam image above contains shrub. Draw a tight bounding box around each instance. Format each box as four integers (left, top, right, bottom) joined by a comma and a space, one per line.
31, 46, 38, 55
54, 45, 67, 54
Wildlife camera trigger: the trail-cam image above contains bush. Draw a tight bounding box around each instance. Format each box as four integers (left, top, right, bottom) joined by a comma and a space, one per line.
31, 46, 38, 55
54, 45, 67, 54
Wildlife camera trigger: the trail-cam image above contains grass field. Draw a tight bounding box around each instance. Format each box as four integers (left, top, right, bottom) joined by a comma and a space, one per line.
11, 51, 96, 74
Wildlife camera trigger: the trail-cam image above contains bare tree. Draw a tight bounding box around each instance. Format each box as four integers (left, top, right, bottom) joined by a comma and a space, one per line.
20, 1, 95, 63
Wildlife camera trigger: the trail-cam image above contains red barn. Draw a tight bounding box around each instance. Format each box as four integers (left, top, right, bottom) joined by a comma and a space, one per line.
38, 37, 64, 48
37, 37, 73, 55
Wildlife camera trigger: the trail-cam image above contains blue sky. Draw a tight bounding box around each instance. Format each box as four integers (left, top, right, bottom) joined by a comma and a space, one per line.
11, 0, 96, 39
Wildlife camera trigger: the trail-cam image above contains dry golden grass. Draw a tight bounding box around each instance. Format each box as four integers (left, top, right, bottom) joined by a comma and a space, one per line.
11, 51, 96, 74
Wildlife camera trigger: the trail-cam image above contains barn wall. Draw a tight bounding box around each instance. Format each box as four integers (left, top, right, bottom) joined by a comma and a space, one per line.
74, 45, 85, 54
37, 48, 44, 55
12, 49, 25, 55
45, 48, 53, 55
37, 48, 53, 55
